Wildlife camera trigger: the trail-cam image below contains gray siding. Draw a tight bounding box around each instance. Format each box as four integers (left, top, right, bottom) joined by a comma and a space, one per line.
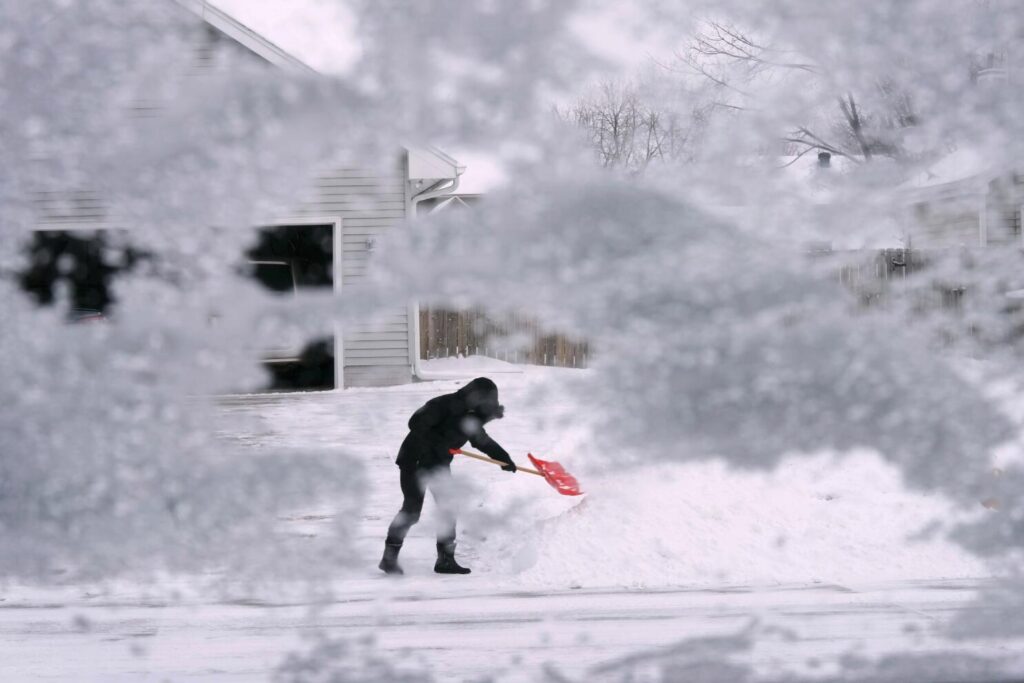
909, 192, 983, 247
28, 9, 418, 389
289, 163, 412, 387
189, 24, 273, 72
908, 172, 1024, 249
29, 10, 272, 230
32, 190, 110, 230
984, 174, 1024, 245
30, 164, 416, 389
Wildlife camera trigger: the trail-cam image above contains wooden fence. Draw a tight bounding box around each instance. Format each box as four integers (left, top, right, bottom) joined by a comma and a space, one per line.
828, 248, 965, 309
420, 249, 968, 369
419, 308, 590, 368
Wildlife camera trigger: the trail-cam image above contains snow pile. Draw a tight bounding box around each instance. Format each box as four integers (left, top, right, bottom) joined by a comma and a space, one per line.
489, 451, 987, 588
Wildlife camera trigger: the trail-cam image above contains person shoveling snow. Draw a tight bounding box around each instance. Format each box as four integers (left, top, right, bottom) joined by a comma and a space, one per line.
380, 377, 516, 576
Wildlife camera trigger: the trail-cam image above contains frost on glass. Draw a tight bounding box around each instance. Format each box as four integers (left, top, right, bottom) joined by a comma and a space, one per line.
0, 0, 372, 582
5, 0, 1024, 679
358, 0, 1024, 678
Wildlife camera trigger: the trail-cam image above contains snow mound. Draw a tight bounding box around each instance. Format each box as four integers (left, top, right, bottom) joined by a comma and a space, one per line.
489, 451, 987, 588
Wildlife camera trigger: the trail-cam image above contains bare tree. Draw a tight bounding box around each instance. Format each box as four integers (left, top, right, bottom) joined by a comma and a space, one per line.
680, 21, 919, 163
560, 81, 705, 173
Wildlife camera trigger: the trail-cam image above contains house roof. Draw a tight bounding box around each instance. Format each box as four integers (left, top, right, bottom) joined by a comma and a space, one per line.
178, 2, 469, 186
407, 146, 466, 182
773, 152, 855, 206
900, 146, 992, 198
174, 0, 317, 74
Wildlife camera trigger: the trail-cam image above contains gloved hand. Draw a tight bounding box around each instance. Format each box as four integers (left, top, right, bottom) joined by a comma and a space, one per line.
501, 461, 517, 473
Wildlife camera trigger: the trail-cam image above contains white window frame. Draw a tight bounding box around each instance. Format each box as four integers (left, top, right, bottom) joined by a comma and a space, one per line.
269, 215, 344, 389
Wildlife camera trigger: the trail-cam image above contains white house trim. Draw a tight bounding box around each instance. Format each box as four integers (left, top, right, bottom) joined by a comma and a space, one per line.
175, 0, 318, 74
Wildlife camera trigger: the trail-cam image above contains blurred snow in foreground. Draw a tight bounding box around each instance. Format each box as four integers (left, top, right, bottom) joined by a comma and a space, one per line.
0, 359, 1014, 681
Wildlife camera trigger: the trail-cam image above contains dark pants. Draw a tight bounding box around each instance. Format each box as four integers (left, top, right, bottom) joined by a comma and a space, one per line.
385, 465, 456, 546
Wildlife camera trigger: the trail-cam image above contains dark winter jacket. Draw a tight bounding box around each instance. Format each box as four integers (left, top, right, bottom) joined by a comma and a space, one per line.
396, 377, 514, 470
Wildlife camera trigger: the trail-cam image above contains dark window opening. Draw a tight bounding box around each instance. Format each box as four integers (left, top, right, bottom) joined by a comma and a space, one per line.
263, 337, 335, 392
245, 224, 336, 391
17, 230, 144, 318
246, 224, 333, 290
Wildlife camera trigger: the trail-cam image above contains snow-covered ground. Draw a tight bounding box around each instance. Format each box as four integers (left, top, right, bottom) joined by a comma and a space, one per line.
2, 576, 1013, 682
241, 356, 987, 589
2, 357, 1021, 681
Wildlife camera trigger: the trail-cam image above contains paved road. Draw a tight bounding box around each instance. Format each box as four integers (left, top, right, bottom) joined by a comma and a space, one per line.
1, 576, 1019, 681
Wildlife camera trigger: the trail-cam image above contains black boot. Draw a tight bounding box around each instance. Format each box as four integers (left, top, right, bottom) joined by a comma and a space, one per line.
434, 542, 471, 574
378, 541, 404, 575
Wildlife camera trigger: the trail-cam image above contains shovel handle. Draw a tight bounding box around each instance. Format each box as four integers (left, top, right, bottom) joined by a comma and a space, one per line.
451, 449, 544, 477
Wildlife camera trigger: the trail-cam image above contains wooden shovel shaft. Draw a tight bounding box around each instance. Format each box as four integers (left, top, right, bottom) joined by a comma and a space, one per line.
454, 449, 544, 477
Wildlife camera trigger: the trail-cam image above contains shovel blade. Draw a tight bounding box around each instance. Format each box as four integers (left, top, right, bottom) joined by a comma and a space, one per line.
528, 453, 583, 496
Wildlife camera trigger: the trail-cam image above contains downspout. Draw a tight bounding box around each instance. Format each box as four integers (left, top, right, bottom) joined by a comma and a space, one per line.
408, 175, 460, 381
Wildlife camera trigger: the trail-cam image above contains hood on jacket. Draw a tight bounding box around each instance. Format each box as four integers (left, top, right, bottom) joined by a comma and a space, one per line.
458, 377, 504, 421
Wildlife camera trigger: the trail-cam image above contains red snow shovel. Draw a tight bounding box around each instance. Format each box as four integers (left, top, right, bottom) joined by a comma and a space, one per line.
450, 448, 583, 496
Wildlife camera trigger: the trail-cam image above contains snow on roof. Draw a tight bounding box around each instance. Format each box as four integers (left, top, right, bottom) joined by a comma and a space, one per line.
777, 150, 856, 175
765, 154, 909, 250
772, 151, 855, 205
902, 146, 989, 191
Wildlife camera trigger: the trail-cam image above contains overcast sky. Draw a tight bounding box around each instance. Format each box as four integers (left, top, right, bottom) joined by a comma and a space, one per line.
210, 0, 676, 75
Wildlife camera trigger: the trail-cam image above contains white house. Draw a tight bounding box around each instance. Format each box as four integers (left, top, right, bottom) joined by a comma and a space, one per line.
31, 0, 468, 389
901, 147, 1024, 249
